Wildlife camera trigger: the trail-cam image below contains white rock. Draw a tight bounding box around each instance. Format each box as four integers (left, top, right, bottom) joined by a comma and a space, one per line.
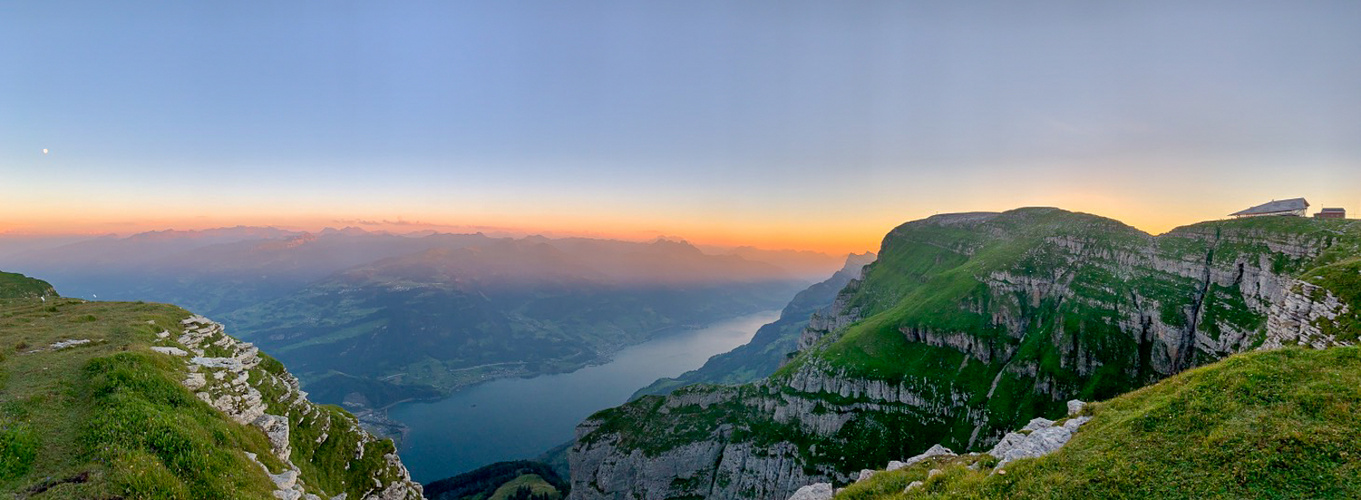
788, 482, 833, 500
1062, 415, 1092, 432
1020, 417, 1054, 432
50, 339, 91, 350
1066, 400, 1086, 416
192, 356, 246, 372
151, 346, 189, 356
270, 469, 299, 490
988, 414, 1095, 468
904, 480, 924, 492
184, 372, 207, 390
887, 444, 956, 471
254, 414, 293, 462
856, 469, 876, 482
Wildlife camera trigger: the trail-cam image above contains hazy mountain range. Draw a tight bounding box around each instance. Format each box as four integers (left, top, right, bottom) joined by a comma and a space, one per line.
0, 228, 837, 409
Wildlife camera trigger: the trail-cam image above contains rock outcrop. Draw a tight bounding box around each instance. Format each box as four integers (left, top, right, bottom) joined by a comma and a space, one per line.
986, 400, 1091, 468
152, 315, 423, 500
782, 399, 1092, 498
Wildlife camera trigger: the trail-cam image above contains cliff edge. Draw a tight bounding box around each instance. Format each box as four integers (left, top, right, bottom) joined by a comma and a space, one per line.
0, 272, 422, 499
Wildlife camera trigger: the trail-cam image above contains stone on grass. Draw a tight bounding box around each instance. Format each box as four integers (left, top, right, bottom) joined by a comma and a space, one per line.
887, 444, 956, 471
788, 482, 833, 500
1066, 399, 1086, 416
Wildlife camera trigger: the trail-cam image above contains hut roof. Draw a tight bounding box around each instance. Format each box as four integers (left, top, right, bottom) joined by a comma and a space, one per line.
1229, 198, 1309, 216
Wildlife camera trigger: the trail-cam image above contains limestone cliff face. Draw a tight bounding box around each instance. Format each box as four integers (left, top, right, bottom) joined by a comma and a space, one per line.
1262, 280, 1351, 349
154, 315, 423, 500
569, 209, 1361, 500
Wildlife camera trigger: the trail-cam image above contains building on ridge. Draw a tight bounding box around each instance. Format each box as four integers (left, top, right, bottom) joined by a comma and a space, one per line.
1229, 198, 1309, 218
1314, 207, 1346, 219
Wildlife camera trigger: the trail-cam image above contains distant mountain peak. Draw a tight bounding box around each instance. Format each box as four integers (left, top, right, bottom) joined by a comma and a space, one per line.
839, 251, 877, 277
647, 238, 701, 253
320, 226, 372, 236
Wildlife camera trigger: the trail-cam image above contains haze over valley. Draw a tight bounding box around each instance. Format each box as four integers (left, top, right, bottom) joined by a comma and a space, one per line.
3, 2, 1360, 499
1, 229, 831, 412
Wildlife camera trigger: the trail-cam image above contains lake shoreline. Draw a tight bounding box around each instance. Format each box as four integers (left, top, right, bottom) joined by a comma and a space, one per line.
386, 309, 780, 483
348, 316, 756, 441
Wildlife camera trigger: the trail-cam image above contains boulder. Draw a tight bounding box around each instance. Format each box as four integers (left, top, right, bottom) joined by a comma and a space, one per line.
1066, 399, 1086, 416
788, 483, 833, 500
886, 444, 956, 471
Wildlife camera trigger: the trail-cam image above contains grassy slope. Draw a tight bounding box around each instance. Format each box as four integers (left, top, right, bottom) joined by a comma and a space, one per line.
0, 295, 280, 498
0, 272, 412, 499
837, 346, 1361, 500
0, 271, 56, 299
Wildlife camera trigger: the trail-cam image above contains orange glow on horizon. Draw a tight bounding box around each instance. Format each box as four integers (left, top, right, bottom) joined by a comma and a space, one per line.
5, 166, 1357, 256
0, 204, 1260, 257
0, 214, 884, 255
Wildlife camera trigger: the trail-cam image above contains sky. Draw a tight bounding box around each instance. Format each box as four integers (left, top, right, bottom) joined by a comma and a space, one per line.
3, 1, 1359, 254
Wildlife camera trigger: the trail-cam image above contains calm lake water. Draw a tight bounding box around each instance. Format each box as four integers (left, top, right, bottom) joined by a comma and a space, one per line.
389, 310, 780, 483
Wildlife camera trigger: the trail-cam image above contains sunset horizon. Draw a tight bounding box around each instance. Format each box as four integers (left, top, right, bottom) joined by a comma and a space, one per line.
6, 2, 1357, 257
3, 2, 1360, 498
4, 191, 1358, 255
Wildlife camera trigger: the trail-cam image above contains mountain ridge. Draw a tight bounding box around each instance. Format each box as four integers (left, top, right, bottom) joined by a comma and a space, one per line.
567, 208, 1361, 500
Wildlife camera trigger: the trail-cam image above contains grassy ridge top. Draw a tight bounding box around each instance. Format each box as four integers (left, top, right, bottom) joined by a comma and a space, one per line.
0, 271, 57, 299
837, 346, 1361, 499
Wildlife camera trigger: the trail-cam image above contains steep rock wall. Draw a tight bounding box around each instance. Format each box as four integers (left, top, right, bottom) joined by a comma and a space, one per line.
569, 210, 1361, 500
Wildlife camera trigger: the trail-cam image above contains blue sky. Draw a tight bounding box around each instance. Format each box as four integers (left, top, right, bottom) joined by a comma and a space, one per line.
3, 1, 1359, 251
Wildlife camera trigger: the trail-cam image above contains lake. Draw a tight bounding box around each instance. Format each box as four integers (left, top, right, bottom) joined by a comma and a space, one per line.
388, 309, 780, 483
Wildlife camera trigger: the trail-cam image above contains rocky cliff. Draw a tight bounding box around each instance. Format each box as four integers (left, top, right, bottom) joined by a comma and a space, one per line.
169, 314, 424, 500
568, 208, 1361, 500
0, 274, 422, 499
